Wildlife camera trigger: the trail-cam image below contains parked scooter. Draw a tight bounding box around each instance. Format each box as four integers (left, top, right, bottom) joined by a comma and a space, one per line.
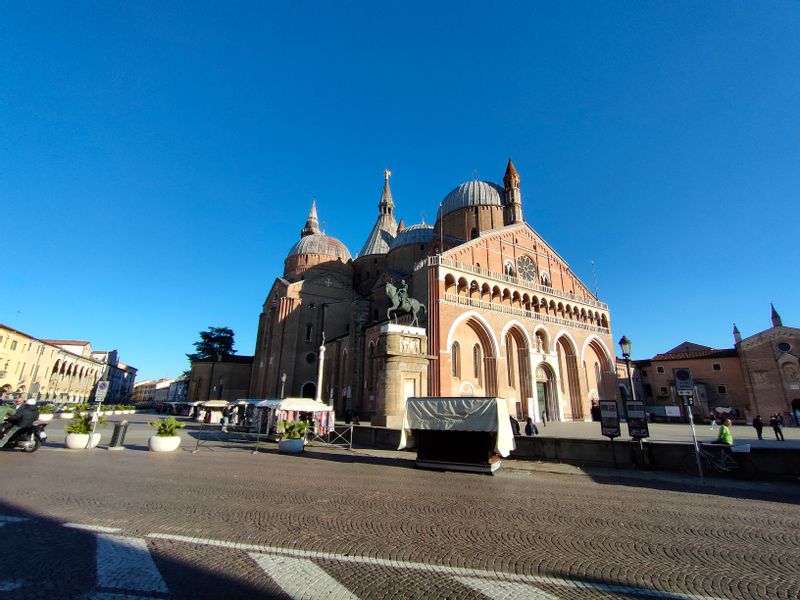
0, 422, 48, 452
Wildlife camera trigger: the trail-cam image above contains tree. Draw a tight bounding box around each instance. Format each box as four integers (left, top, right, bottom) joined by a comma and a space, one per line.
187, 327, 237, 362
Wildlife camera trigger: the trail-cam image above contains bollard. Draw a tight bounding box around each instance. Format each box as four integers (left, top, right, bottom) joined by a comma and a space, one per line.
108, 420, 129, 450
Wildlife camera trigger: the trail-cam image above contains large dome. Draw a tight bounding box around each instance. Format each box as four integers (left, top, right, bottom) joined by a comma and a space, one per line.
388, 223, 435, 250
438, 180, 504, 218
288, 233, 351, 262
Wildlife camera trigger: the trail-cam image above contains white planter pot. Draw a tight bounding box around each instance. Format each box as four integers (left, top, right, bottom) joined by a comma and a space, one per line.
278, 438, 305, 454
59, 412, 74, 420
149, 435, 181, 452
65, 433, 101, 449
37, 414, 54, 422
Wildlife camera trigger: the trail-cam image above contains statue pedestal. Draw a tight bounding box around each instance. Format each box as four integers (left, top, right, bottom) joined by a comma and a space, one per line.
371, 325, 429, 429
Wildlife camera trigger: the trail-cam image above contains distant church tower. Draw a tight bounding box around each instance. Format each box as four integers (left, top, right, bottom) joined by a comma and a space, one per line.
503, 158, 523, 225
733, 323, 741, 345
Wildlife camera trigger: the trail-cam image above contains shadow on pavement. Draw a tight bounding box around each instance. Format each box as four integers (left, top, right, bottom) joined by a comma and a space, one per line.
0, 500, 284, 600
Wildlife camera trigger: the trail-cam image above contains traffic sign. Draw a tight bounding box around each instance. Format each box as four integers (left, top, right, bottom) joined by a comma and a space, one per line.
674, 368, 694, 396
96, 381, 109, 402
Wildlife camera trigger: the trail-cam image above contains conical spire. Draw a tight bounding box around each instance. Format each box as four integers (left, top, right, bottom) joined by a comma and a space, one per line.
301, 200, 320, 237
379, 169, 394, 216
771, 303, 782, 327
357, 171, 398, 257
733, 323, 741, 344
503, 158, 520, 188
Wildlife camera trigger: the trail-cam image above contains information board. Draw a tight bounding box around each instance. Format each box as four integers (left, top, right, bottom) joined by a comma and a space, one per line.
599, 400, 621, 438
626, 400, 650, 439
674, 368, 694, 396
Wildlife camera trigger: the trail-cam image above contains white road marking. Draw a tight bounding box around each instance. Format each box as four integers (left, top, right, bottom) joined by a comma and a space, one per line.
96, 534, 168, 595
0, 580, 23, 591
0, 515, 29, 523
458, 576, 561, 600
148, 532, 728, 600
250, 553, 359, 600
65, 523, 122, 533
89, 593, 164, 600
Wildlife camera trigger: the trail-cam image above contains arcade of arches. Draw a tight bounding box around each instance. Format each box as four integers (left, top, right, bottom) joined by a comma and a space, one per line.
442, 313, 617, 422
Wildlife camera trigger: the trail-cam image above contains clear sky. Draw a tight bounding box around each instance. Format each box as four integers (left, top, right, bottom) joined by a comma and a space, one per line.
2, 2, 798, 380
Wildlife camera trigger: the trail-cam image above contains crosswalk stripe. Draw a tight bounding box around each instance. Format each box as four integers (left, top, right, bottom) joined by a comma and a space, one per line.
457, 576, 562, 600
150, 533, 726, 600
250, 553, 359, 600
96, 534, 169, 595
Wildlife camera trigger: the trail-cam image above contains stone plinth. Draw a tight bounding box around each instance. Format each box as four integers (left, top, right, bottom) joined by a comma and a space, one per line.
371, 325, 429, 429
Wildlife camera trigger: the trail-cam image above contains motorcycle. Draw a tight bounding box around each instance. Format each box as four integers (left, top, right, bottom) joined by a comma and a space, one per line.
0, 422, 48, 452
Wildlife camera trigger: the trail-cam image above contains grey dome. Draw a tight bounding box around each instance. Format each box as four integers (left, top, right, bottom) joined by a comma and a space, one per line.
438, 180, 504, 218
389, 223, 435, 250
288, 233, 351, 261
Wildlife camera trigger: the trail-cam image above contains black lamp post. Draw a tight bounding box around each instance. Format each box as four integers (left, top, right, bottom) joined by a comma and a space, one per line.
618, 335, 634, 419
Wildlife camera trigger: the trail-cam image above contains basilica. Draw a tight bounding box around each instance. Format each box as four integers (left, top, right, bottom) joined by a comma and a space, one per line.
246, 160, 618, 426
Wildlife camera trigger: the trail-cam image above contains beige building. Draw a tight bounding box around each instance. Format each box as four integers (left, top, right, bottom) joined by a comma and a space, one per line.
187, 356, 253, 403
246, 161, 619, 426
0, 324, 137, 403
631, 306, 799, 424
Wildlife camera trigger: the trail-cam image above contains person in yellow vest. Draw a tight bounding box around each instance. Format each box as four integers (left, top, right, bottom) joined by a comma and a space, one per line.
715, 418, 733, 446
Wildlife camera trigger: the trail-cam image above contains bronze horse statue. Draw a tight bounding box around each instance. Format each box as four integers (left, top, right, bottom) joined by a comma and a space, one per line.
385, 282, 426, 328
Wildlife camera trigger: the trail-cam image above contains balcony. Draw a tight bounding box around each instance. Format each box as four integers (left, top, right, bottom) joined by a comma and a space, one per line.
416, 255, 609, 310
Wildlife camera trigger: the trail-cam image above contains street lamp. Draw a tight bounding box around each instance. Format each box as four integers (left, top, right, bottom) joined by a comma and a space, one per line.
618, 336, 634, 419
280, 373, 287, 398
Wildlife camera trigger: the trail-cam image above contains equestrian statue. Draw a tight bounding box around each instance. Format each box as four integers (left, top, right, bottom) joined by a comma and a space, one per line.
385, 280, 426, 328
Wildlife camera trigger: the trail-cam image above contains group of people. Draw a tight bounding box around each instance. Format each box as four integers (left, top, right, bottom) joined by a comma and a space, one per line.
751, 414, 785, 441
712, 412, 788, 445
509, 416, 539, 437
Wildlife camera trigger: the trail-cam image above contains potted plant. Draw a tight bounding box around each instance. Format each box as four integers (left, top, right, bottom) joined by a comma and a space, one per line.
65, 414, 106, 449
36, 404, 55, 422
147, 416, 185, 452
58, 406, 75, 420
277, 420, 309, 454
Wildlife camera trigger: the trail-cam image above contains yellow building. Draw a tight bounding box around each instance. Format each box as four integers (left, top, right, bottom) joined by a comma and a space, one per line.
0, 324, 136, 403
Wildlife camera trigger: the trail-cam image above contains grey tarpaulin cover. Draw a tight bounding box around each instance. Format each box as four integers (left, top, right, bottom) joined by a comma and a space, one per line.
399, 397, 515, 457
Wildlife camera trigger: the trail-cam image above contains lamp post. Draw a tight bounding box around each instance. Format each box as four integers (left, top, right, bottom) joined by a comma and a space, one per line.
619, 335, 649, 441
280, 373, 287, 399
618, 335, 634, 419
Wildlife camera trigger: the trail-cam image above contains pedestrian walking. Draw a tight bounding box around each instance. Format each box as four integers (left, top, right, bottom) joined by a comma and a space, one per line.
524, 417, 538, 436
541, 409, 547, 427
752, 415, 763, 440
770, 414, 785, 441
708, 412, 717, 430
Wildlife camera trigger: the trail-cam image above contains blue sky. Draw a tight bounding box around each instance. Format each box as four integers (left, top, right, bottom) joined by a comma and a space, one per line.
2, 2, 798, 380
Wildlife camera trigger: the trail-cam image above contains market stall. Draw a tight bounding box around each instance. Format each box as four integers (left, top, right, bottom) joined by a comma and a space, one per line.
399, 397, 515, 474
227, 399, 262, 431
253, 397, 335, 440
196, 400, 229, 424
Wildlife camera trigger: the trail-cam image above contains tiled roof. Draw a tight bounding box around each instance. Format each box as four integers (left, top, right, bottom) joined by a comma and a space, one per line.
650, 348, 738, 361
41, 339, 90, 346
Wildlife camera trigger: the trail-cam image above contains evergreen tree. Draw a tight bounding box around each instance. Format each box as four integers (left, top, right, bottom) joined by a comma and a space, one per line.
187, 326, 237, 362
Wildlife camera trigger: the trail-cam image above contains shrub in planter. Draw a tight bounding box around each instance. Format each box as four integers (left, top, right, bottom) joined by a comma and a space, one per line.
147, 416, 185, 452
277, 420, 309, 454
36, 404, 55, 422
65, 414, 106, 449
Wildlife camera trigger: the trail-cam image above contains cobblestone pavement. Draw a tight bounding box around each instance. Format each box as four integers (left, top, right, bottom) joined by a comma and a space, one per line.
1, 428, 799, 599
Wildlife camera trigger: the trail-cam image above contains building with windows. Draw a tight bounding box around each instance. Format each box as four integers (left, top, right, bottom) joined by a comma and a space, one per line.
632, 306, 799, 424
0, 324, 137, 403
242, 161, 618, 426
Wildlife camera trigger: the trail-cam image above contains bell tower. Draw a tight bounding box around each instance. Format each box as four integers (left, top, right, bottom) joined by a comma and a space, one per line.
503, 158, 523, 225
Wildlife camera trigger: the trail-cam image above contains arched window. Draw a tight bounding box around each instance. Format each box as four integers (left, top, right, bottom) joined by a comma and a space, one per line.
473, 344, 482, 384
504, 261, 515, 276
540, 272, 551, 287
451, 342, 461, 378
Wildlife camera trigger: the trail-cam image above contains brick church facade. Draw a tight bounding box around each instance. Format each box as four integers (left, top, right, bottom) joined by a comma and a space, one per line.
247, 160, 618, 426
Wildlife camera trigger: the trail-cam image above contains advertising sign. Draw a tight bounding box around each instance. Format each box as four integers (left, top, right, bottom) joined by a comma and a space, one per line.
599, 400, 621, 438
626, 400, 650, 439
674, 368, 694, 396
